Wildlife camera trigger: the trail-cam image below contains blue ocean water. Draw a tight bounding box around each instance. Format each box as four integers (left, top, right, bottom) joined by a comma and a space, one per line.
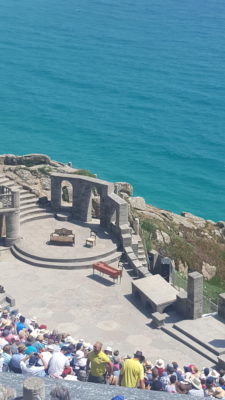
0, 0, 225, 220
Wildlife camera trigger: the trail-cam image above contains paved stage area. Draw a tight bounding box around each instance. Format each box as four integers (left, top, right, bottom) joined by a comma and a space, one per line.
0, 250, 217, 367
19, 218, 117, 259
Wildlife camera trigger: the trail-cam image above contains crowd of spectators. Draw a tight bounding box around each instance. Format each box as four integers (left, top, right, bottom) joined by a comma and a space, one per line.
1, 306, 225, 399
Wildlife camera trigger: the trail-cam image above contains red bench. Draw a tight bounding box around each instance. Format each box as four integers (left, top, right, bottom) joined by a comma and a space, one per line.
92, 262, 122, 284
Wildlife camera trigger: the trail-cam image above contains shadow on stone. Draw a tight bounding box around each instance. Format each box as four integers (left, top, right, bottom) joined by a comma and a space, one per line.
124, 293, 152, 318
87, 274, 115, 287
209, 339, 225, 348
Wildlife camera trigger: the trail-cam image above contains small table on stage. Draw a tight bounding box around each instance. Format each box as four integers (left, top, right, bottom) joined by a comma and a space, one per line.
92, 262, 122, 284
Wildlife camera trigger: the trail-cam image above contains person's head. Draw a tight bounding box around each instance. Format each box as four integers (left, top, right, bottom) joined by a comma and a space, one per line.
152, 367, 159, 379
167, 363, 174, 374
113, 350, 119, 357
219, 377, 225, 387
192, 365, 199, 375
93, 342, 102, 355
18, 344, 26, 354
220, 370, 225, 378
170, 375, 176, 384
134, 351, 145, 363
2, 330, 10, 338
50, 385, 70, 400
172, 361, 178, 370
26, 335, 34, 345
104, 346, 112, 355
206, 376, 214, 388
61, 346, 69, 355
3, 345, 11, 355
29, 355, 38, 366
19, 316, 25, 324
203, 367, 210, 377
37, 335, 44, 343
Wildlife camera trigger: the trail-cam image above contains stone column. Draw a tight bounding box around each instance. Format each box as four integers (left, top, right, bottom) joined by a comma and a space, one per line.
51, 176, 61, 212
23, 377, 45, 400
5, 210, 20, 246
133, 218, 140, 235
12, 189, 20, 209
218, 293, 225, 320
187, 271, 203, 319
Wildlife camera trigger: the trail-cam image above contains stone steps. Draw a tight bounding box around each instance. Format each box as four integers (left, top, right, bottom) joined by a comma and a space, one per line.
161, 325, 218, 365
173, 322, 220, 356
20, 211, 54, 225
20, 202, 38, 212
11, 245, 122, 270
14, 242, 118, 264
20, 192, 37, 200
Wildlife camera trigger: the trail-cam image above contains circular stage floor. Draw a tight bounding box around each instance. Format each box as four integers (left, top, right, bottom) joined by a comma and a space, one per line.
19, 218, 118, 262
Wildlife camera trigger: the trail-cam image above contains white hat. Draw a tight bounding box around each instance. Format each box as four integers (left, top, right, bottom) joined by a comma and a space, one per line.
184, 372, 192, 383
190, 376, 202, 390
47, 345, 55, 352
76, 350, 84, 360
105, 346, 112, 352
155, 359, 165, 369
31, 317, 37, 322
210, 369, 220, 379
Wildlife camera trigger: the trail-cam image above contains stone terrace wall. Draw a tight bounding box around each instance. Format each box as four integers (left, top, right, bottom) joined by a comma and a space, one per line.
0, 372, 193, 400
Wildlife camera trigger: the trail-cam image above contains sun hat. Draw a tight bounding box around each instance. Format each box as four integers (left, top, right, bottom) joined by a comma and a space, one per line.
155, 359, 165, 369
191, 376, 202, 390
211, 369, 220, 379
76, 350, 84, 359
31, 317, 37, 322
184, 372, 193, 383
214, 387, 225, 399
105, 346, 112, 352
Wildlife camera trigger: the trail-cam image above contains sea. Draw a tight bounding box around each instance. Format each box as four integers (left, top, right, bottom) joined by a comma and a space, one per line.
0, 0, 225, 221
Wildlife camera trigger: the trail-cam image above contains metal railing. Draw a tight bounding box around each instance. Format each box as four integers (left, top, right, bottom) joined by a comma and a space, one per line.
0, 193, 13, 209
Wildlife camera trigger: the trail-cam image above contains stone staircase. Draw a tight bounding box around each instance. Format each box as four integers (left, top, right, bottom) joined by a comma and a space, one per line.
161, 324, 218, 365
132, 233, 148, 268
0, 175, 54, 224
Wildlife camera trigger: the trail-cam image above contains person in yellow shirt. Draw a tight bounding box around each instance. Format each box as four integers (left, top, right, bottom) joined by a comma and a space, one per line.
119, 351, 145, 389
87, 341, 113, 384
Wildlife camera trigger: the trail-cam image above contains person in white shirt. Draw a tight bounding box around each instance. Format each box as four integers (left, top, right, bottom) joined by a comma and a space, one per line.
20, 352, 47, 377
48, 346, 70, 378
37, 345, 54, 368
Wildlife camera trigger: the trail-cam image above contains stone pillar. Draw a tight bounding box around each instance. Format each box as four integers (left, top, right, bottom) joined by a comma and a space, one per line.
23, 377, 45, 400
5, 210, 20, 246
187, 271, 203, 319
133, 218, 140, 235
118, 203, 128, 226
51, 176, 61, 212
72, 181, 92, 222
12, 189, 20, 209
218, 293, 225, 320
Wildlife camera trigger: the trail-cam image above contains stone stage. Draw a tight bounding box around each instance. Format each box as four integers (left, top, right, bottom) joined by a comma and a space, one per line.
12, 218, 121, 269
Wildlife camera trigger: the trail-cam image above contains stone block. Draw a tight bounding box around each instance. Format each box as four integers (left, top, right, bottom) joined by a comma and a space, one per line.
218, 293, 225, 320
218, 354, 225, 370
176, 291, 187, 316
23, 377, 45, 400
151, 312, 168, 328
6, 294, 15, 307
